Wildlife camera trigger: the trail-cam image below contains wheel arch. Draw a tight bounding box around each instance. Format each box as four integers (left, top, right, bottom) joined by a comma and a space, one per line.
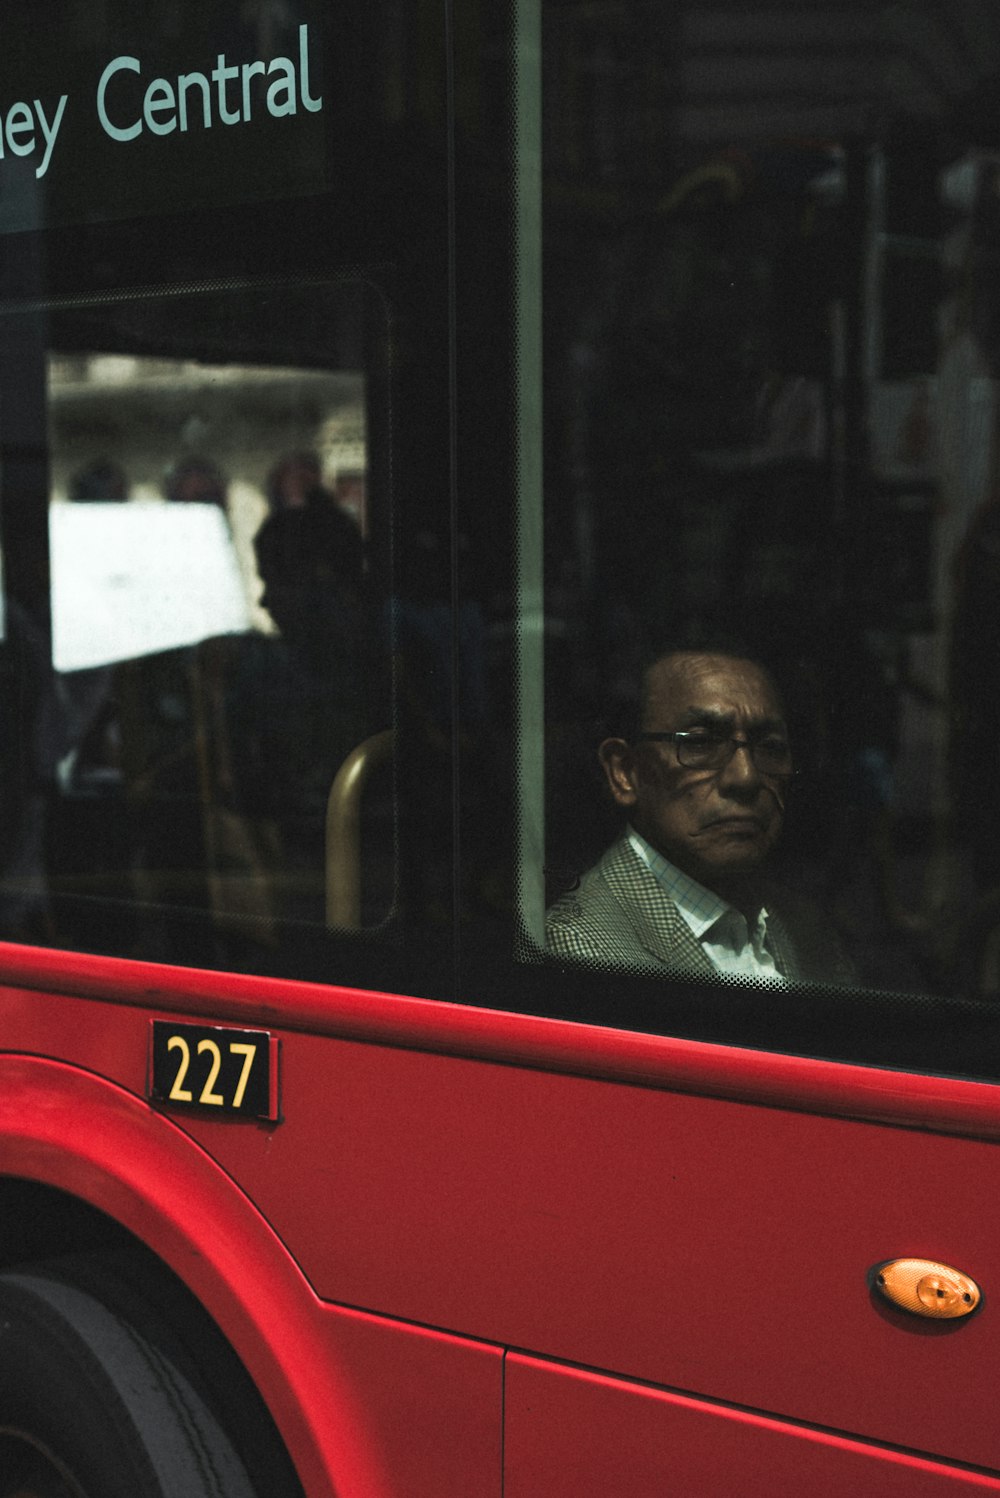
0, 1053, 390, 1498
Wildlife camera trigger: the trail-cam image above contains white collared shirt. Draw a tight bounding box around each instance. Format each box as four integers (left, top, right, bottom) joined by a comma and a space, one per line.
628, 829, 783, 982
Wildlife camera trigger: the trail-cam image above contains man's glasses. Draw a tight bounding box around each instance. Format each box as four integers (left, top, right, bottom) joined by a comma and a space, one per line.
635, 730, 795, 777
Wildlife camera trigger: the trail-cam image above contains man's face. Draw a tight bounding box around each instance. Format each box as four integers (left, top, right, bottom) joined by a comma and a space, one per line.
599, 652, 789, 892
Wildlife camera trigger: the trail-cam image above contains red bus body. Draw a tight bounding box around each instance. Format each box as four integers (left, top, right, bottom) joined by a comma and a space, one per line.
2, 943, 1000, 1493
0, 2, 998, 1493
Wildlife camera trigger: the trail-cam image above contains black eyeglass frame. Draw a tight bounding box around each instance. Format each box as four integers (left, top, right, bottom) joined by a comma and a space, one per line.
633, 730, 798, 777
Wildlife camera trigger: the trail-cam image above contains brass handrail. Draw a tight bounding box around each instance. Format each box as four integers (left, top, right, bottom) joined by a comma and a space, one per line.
325, 729, 393, 928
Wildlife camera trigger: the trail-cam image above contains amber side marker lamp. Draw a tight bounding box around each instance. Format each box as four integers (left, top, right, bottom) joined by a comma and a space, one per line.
872, 1258, 982, 1320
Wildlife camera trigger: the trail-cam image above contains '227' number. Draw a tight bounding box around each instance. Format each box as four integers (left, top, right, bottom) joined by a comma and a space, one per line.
166, 1035, 258, 1109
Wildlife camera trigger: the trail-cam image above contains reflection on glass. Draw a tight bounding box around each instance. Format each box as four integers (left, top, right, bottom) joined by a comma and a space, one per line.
534, 2, 1000, 1005
0, 289, 392, 961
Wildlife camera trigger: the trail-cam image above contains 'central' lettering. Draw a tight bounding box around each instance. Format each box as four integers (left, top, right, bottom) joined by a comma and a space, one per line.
97, 25, 322, 143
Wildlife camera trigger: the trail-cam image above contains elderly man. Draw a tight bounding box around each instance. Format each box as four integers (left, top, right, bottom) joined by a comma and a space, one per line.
546, 647, 854, 984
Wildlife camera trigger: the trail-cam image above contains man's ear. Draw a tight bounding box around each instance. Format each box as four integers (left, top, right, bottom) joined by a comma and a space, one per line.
598, 737, 638, 807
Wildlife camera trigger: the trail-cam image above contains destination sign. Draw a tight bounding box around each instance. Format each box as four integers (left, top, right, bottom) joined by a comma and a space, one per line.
0, 6, 345, 234
0, 25, 321, 181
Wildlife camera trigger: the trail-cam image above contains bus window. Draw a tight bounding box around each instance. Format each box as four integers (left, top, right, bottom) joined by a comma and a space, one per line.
0, 0, 458, 999
0, 281, 397, 970
476, 0, 1000, 1082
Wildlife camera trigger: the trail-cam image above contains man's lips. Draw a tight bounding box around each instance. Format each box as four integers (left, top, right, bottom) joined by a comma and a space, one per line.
697, 815, 767, 834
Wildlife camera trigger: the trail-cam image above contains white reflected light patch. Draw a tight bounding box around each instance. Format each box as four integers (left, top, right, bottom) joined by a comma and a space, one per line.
50, 500, 252, 673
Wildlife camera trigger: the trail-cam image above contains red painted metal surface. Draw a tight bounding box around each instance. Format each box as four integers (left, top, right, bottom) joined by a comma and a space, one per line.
193, 1023, 1000, 1472
0, 1051, 502, 1498
0, 979, 998, 1475
1, 948, 1000, 1485
505, 1354, 1000, 1495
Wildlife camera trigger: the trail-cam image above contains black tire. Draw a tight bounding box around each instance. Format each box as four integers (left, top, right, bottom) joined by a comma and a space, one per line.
0, 1267, 259, 1498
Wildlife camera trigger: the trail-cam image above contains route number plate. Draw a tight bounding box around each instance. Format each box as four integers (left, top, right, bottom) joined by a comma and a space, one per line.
149, 1022, 278, 1120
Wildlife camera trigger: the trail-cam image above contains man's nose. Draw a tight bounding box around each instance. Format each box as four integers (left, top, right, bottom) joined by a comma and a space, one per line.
716, 740, 762, 793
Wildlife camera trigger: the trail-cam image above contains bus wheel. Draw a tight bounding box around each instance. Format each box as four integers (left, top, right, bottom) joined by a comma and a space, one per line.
0, 1269, 259, 1498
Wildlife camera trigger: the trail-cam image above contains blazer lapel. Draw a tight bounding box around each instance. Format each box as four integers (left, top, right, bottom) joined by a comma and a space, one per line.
763, 906, 799, 981
598, 838, 716, 978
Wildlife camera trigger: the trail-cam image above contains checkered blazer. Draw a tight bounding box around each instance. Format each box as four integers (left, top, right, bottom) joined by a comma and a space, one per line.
545, 835, 855, 986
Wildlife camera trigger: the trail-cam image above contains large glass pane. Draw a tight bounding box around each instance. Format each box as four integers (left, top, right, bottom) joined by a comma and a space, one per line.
526, 1, 1000, 1050
0, 281, 395, 969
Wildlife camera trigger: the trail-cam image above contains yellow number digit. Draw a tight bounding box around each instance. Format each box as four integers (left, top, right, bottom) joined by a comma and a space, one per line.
229, 1042, 257, 1109
196, 1039, 225, 1106
166, 1035, 193, 1103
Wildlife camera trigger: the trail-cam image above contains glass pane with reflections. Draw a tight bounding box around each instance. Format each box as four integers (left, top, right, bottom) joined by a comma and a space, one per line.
535, 0, 1000, 1017
0, 282, 394, 968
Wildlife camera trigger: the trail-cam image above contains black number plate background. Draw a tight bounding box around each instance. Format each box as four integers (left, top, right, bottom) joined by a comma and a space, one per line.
149, 1021, 276, 1119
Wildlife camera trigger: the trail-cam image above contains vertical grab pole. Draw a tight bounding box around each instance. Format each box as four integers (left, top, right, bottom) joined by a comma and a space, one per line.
326, 729, 393, 929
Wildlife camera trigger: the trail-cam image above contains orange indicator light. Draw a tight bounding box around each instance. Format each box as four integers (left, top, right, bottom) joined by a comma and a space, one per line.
873, 1258, 981, 1320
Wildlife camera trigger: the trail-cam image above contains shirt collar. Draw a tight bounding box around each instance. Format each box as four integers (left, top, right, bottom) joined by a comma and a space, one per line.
625, 826, 772, 940
627, 829, 731, 937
